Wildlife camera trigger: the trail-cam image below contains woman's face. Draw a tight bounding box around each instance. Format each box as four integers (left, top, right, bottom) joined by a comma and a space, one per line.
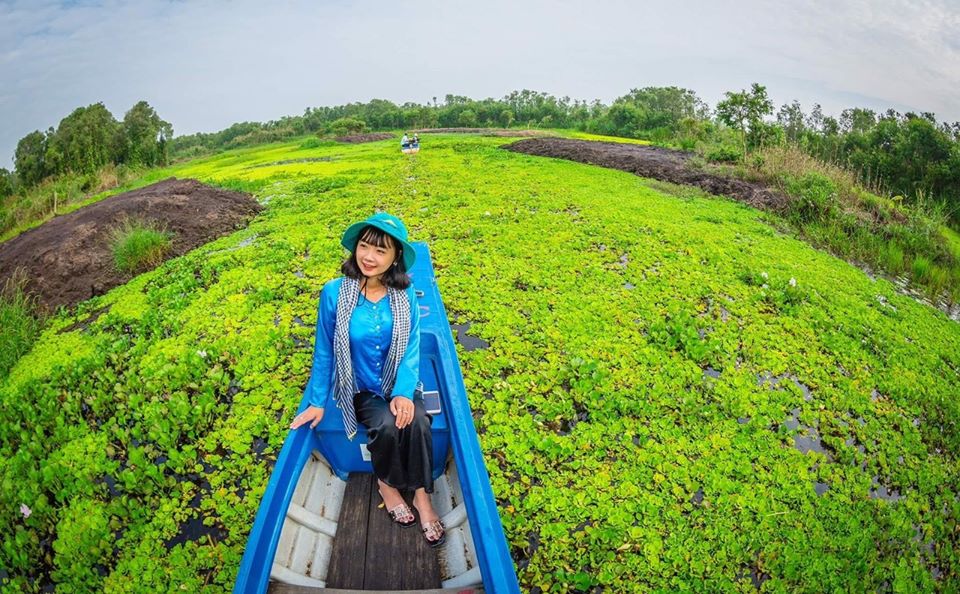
356, 236, 397, 279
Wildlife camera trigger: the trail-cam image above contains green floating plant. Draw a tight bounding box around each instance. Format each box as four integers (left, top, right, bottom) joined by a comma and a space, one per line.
0, 133, 957, 593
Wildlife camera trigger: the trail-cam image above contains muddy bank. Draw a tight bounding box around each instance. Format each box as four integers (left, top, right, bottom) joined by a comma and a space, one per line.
415, 127, 550, 137
503, 138, 789, 211
0, 177, 262, 312
335, 133, 394, 143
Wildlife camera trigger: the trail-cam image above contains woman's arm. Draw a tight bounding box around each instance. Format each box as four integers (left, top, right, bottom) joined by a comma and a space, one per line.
291, 279, 339, 429
390, 285, 421, 400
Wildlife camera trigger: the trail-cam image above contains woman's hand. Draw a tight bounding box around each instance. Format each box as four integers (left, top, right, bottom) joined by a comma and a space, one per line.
290, 406, 324, 430
390, 397, 415, 429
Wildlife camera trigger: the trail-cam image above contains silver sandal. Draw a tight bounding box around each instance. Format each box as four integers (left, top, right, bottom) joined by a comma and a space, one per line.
421, 518, 446, 547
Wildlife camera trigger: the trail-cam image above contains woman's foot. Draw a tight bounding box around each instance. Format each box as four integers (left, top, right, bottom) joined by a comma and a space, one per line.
378, 480, 415, 527
413, 489, 446, 547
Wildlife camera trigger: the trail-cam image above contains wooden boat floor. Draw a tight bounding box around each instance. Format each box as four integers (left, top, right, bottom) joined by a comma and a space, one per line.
270, 587, 482, 594
271, 473, 443, 592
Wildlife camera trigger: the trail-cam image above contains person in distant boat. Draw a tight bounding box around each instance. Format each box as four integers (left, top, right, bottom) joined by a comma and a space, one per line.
401, 133, 410, 149
412, 133, 419, 145
289, 212, 445, 547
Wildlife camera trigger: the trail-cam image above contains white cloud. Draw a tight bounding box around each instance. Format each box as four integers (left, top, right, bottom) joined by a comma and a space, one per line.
1, 0, 958, 167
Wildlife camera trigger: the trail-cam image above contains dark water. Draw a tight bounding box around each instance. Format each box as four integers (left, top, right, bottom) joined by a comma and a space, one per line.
514, 530, 541, 572
868, 479, 902, 502
758, 372, 812, 402
164, 461, 227, 550
450, 322, 490, 351
164, 513, 228, 550
793, 426, 827, 455
690, 488, 704, 505
703, 367, 721, 379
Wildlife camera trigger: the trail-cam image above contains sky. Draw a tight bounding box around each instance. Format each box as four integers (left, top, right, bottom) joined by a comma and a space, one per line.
1, 0, 959, 168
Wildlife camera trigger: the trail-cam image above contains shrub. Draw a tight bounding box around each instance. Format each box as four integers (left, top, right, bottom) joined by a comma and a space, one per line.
784, 172, 838, 224
225, 127, 297, 148
108, 218, 173, 274
300, 137, 332, 149
705, 145, 742, 163
328, 117, 365, 136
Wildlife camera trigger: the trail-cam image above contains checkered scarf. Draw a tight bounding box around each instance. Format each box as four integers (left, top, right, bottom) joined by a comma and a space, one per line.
332, 276, 412, 440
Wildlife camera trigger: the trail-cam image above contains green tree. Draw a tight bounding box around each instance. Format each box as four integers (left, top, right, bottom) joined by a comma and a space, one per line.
121, 101, 173, 167
362, 99, 402, 129
14, 130, 48, 187
777, 100, 806, 144
51, 103, 121, 175
457, 109, 478, 127
0, 168, 14, 198
716, 83, 774, 154
616, 86, 709, 132
444, 94, 470, 106
840, 108, 876, 134
604, 103, 645, 137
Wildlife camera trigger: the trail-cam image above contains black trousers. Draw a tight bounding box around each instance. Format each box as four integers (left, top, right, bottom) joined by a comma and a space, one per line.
353, 391, 434, 493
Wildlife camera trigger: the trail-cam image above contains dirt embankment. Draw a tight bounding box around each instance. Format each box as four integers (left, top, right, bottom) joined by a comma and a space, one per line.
334, 133, 394, 143
502, 138, 789, 211
0, 178, 262, 313
415, 128, 551, 137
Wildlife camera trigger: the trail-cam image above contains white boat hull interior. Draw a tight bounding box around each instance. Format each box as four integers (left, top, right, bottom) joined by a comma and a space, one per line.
269, 449, 481, 590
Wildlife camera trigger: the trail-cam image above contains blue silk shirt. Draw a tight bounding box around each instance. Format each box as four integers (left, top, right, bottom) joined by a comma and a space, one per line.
305, 277, 420, 408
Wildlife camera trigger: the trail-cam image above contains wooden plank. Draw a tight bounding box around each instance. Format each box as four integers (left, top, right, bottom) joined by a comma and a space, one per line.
316, 473, 443, 591
325, 474, 371, 589
362, 478, 406, 589
269, 585, 484, 594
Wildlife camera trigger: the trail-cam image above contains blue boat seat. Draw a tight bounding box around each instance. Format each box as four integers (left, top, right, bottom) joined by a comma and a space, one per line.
313, 330, 450, 482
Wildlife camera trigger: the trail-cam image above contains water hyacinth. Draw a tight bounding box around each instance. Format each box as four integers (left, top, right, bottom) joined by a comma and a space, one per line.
1, 133, 958, 593
20, 503, 31, 519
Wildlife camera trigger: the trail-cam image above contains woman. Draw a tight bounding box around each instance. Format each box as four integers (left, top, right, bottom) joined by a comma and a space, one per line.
289, 212, 445, 547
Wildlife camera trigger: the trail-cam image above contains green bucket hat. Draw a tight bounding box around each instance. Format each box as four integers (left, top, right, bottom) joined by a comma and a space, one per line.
340, 212, 416, 271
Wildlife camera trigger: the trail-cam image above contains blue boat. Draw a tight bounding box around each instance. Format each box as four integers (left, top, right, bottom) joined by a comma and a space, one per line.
233, 242, 520, 593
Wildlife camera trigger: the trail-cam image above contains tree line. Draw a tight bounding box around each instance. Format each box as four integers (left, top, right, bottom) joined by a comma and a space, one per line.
168, 87, 960, 222
713, 84, 960, 219
2, 101, 172, 195
6, 88, 960, 224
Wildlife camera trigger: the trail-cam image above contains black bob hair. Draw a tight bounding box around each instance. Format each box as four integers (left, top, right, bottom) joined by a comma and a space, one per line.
341, 225, 411, 290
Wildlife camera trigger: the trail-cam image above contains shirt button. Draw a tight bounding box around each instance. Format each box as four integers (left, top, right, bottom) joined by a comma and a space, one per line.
376, 362, 381, 367
376, 345, 380, 350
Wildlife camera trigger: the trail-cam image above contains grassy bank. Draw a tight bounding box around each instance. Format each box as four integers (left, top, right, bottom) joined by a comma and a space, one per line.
690, 144, 960, 304
1, 134, 958, 592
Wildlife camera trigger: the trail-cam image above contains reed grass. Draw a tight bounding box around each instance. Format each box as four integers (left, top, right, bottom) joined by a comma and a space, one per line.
0, 269, 43, 379
108, 218, 173, 274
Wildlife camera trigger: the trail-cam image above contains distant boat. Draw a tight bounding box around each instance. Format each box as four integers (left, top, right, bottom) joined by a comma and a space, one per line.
401, 141, 420, 154
233, 242, 520, 594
